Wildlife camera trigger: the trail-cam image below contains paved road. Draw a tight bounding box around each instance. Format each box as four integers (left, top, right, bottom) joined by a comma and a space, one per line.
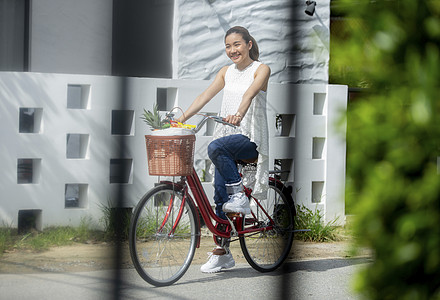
0, 258, 370, 300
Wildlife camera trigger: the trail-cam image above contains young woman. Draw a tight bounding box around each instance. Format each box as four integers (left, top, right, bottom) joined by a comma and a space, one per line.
177, 26, 270, 273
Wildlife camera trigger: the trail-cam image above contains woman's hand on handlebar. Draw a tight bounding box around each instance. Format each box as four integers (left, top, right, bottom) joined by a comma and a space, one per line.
225, 114, 242, 126
176, 116, 185, 124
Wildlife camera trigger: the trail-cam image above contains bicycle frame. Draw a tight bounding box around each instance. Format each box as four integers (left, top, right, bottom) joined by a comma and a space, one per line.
130, 113, 297, 286
156, 114, 287, 244
159, 167, 279, 243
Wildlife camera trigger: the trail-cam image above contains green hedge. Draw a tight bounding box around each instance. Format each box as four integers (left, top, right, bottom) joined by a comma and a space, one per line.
332, 1, 440, 299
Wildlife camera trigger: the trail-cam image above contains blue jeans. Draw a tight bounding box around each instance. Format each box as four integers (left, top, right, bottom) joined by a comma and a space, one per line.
207, 134, 258, 219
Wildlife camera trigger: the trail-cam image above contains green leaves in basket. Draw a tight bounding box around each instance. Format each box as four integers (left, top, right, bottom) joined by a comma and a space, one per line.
141, 104, 171, 130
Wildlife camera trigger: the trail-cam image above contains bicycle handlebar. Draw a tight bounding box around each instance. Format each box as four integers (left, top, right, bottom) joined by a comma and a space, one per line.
192, 115, 235, 133
165, 111, 235, 134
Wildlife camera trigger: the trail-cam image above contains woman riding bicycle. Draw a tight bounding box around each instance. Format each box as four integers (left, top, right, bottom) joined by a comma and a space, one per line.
177, 26, 270, 273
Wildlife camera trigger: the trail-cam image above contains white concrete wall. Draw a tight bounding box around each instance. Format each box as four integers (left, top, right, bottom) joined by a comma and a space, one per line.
26, 0, 330, 83
173, 0, 330, 83
30, 0, 113, 75
0, 72, 346, 228
0, 1, 345, 229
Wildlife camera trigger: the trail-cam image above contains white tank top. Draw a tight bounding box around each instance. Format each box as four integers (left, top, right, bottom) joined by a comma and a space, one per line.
212, 61, 269, 198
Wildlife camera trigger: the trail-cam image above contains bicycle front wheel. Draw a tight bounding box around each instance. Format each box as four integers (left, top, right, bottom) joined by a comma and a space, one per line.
129, 184, 199, 286
239, 180, 294, 272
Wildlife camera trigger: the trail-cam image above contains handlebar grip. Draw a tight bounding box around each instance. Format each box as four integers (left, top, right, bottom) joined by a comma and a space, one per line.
185, 114, 236, 133
218, 117, 235, 128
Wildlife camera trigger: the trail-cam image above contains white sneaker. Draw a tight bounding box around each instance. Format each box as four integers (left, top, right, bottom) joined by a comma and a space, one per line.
222, 192, 251, 215
200, 251, 235, 273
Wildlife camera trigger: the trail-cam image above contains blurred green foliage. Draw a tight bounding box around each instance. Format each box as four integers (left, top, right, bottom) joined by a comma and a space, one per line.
332, 0, 440, 299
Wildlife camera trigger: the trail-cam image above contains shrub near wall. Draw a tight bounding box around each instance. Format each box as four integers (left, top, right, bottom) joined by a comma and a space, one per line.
333, 1, 440, 299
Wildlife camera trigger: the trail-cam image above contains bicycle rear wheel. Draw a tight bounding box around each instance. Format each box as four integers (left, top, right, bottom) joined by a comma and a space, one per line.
129, 184, 199, 286
239, 180, 294, 272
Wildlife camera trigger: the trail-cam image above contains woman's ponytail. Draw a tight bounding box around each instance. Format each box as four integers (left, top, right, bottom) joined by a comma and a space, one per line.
248, 36, 259, 61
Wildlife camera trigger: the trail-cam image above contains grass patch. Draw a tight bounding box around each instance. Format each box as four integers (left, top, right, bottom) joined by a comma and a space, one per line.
22, 227, 77, 250
0, 217, 104, 254
0, 227, 14, 254
99, 202, 132, 241
0, 204, 134, 255
294, 204, 340, 242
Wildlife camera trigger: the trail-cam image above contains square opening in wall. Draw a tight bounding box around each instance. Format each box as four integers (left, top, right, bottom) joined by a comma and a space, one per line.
156, 87, 177, 111
195, 159, 213, 182
17, 158, 41, 184
275, 114, 296, 137
274, 159, 293, 182
66, 134, 89, 159
110, 159, 133, 184
18, 209, 42, 233
111, 110, 134, 135
203, 113, 218, 136
312, 181, 324, 203
67, 84, 91, 109
19, 108, 43, 133
154, 191, 171, 206
313, 93, 326, 115
312, 137, 325, 159
65, 184, 88, 208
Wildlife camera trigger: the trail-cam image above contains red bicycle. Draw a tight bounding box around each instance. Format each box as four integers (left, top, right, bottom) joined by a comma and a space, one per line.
129, 115, 296, 286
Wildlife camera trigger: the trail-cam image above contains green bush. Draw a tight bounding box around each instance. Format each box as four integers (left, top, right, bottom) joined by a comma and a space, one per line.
333, 1, 440, 298
294, 205, 339, 242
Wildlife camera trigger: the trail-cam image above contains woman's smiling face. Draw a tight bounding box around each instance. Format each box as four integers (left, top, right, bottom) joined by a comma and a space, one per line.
225, 33, 253, 68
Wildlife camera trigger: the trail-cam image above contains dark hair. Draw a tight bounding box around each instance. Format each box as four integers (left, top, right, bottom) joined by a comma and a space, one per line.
225, 26, 259, 61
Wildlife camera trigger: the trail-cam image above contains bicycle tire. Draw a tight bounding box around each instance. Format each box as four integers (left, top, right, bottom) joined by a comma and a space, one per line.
129, 184, 199, 286
239, 180, 294, 272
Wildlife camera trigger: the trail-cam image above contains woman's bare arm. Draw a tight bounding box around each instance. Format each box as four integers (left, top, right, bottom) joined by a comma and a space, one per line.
177, 66, 228, 123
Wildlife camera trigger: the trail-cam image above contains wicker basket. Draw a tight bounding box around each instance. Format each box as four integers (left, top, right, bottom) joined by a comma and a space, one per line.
145, 134, 196, 176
